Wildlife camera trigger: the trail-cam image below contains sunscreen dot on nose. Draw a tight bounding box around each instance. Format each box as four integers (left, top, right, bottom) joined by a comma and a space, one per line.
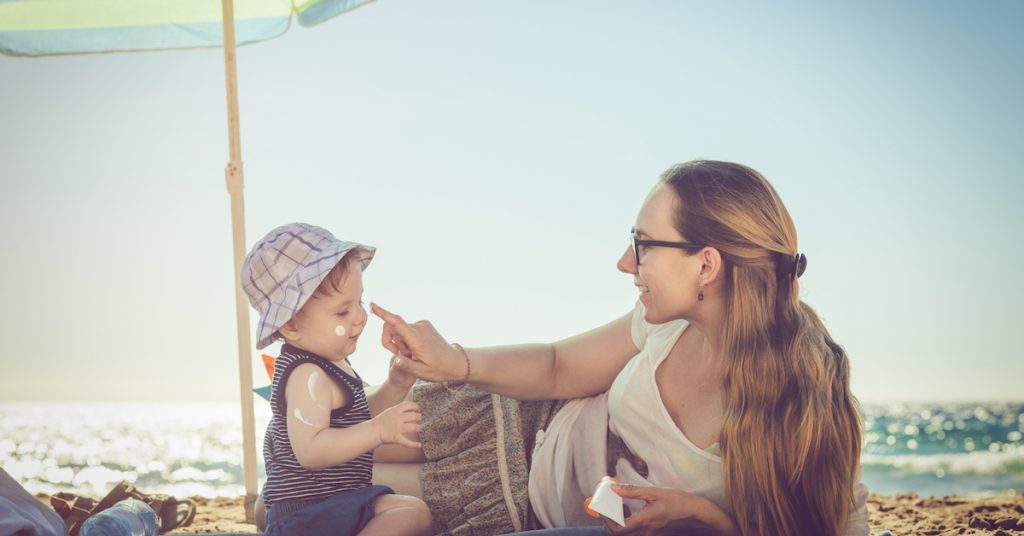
335, 325, 347, 337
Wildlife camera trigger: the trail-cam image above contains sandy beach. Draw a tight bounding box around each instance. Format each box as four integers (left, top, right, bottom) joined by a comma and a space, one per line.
865, 493, 1024, 535
165, 497, 258, 534
38, 492, 1024, 535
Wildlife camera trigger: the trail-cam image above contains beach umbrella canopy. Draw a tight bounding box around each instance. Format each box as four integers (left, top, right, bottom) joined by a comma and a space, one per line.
0, 0, 375, 520
0, 0, 372, 55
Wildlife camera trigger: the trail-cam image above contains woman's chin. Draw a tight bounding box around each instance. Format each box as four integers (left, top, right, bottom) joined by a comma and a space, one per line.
644, 305, 686, 325
644, 310, 670, 325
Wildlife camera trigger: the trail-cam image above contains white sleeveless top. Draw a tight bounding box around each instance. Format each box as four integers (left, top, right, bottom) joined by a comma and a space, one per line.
606, 301, 729, 510
528, 301, 869, 534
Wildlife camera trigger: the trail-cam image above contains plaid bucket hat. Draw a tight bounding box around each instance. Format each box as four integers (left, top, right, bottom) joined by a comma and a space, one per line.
241, 223, 375, 349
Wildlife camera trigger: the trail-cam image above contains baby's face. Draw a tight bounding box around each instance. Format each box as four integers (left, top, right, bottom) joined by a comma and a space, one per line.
289, 265, 367, 363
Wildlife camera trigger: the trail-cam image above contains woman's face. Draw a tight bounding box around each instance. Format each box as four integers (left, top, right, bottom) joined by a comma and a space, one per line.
617, 183, 703, 324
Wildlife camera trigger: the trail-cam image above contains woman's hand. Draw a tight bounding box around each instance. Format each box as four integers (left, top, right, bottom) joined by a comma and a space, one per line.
603, 484, 737, 536
371, 303, 470, 382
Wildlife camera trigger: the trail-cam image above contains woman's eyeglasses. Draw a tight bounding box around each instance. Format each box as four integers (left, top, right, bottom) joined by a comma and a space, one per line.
631, 227, 705, 263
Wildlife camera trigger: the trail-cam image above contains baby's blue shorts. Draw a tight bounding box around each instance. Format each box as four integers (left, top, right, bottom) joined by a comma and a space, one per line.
264, 485, 393, 536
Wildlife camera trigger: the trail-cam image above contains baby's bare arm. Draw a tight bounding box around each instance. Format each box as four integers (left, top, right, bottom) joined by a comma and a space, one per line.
284, 364, 422, 469
366, 377, 411, 417
284, 363, 380, 468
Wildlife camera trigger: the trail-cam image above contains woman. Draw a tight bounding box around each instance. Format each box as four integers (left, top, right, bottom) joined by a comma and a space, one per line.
373, 160, 869, 535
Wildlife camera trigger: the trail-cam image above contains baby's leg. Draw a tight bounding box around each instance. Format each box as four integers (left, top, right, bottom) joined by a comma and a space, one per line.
372, 462, 424, 498
357, 494, 432, 536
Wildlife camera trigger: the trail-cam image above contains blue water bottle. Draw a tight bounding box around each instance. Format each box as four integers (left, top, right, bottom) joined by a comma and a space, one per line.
79, 498, 159, 536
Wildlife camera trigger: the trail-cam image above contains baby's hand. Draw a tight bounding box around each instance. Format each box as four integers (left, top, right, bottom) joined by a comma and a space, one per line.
373, 400, 422, 449
387, 353, 417, 391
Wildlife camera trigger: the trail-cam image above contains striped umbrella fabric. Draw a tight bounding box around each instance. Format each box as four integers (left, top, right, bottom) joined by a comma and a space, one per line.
0, 0, 373, 56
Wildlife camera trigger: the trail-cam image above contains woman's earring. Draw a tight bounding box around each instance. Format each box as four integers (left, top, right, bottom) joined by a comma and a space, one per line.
698, 287, 704, 302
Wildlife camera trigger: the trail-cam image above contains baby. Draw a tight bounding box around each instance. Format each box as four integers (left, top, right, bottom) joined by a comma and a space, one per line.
242, 223, 431, 536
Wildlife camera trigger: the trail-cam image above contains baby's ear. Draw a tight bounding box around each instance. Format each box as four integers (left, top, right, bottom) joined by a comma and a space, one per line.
278, 319, 301, 341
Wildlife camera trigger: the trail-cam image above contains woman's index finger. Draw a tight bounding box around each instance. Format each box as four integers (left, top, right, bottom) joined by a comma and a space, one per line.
611, 483, 655, 501
370, 302, 418, 338
371, 302, 405, 326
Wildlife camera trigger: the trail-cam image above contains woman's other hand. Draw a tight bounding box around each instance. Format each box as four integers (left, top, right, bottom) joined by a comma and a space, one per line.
604, 484, 737, 536
371, 303, 469, 382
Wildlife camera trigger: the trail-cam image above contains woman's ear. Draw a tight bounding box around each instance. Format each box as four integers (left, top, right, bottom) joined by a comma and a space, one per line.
698, 247, 723, 286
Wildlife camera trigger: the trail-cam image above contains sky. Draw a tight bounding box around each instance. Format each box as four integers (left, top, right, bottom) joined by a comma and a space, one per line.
0, 0, 1021, 404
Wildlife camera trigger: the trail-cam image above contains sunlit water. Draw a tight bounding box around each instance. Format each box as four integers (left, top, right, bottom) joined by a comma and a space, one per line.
1, 402, 271, 498
860, 402, 1024, 496
2, 401, 1021, 498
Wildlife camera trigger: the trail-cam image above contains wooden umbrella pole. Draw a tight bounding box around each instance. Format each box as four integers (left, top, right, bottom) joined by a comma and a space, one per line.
221, 0, 259, 523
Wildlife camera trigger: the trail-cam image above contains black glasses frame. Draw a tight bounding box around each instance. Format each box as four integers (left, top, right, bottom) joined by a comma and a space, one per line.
631, 227, 705, 263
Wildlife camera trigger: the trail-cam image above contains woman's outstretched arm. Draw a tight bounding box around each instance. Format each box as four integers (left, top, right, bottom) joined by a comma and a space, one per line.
371, 303, 639, 400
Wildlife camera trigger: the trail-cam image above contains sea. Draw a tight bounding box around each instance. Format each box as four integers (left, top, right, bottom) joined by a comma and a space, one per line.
2, 401, 1022, 499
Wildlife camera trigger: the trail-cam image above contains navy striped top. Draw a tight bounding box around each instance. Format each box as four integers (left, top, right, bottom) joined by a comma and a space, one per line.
261, 344, 374, 506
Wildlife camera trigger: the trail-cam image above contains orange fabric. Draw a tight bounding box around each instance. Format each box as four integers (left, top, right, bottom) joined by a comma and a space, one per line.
262, 354, 276, 380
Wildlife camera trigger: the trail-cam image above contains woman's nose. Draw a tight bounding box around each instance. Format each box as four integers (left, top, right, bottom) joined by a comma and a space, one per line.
617, 245, 637, 274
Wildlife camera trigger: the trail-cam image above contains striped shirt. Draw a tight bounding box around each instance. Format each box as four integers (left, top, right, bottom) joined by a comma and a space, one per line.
261, 344, 374, 506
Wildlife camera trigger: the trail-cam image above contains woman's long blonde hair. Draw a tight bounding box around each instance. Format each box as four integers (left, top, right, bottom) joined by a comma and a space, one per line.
662, 161, 861, 535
